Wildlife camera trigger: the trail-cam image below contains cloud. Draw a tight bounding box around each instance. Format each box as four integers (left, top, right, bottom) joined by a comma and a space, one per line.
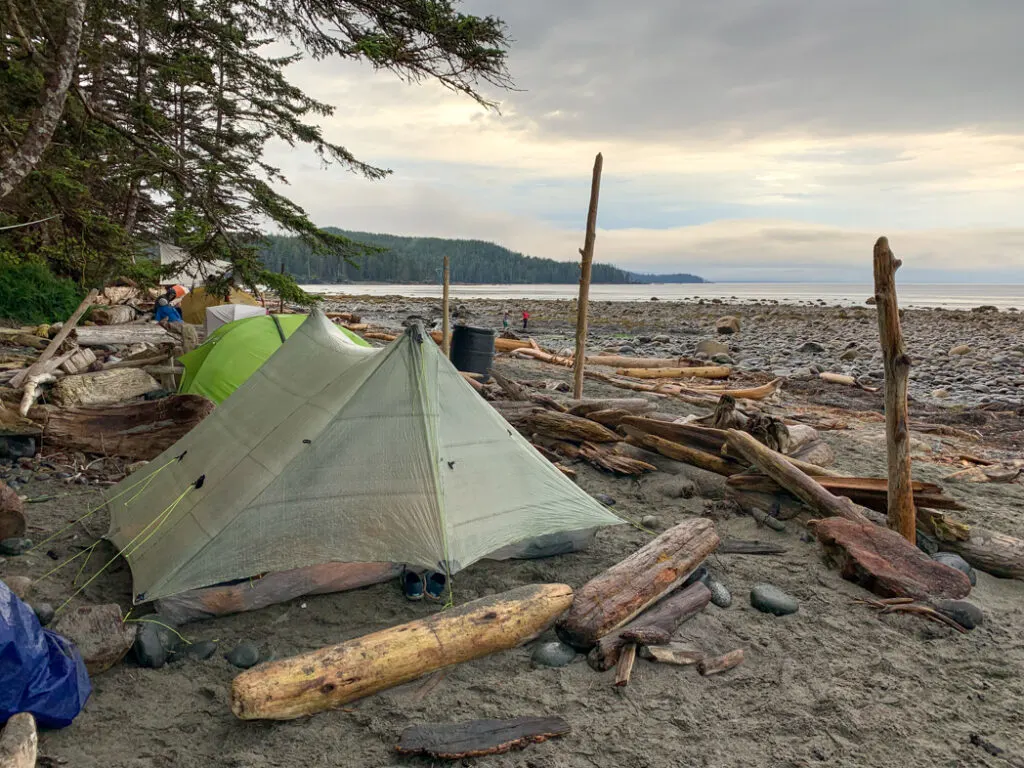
261, 1, 1024, 281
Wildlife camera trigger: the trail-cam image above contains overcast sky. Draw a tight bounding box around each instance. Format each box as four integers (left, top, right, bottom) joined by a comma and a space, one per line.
266, 1, 1024, 282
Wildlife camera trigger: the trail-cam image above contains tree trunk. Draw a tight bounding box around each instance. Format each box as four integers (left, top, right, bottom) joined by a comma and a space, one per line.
231, 583, 573, 720
573, 152, 603, 399
0, 0, 88, 200
873, 236, 916, 541
557, 518, 719, 650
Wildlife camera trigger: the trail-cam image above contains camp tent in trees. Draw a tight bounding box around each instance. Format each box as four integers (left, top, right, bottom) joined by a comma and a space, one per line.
105, 310, 622, 603
178, 314, 369, 405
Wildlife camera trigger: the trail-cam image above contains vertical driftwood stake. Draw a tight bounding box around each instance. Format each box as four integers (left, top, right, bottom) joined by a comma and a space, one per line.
872, 236, 915, 541
441, 255, 451, 357
573, 152, 604, 399
278, 261, 285, 313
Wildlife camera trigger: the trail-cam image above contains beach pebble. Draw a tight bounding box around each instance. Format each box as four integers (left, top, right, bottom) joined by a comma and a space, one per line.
4, 575, 33, 600
696, 339, 729, 357
532, 641, 577, 668
932, 599, 984, 630
949, 344, 972, 356
640, 515, 661, 529
798, 341, 827, 354
225, 642, 261, 669
133, 614, 181, 668
593, 493, 616, 506
932, 552, 977, 586
32, 602, 55, 626
931, 388, 951, 399
0, 537, 32, 555
708, 578, 732, 608
172, 640, 218, 663
839, 348, 859, 361
683, 565, 710, 588
750, 584, 799, 616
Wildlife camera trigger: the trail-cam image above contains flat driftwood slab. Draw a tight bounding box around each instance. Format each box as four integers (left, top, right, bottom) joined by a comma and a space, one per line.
396, 716, 570, 759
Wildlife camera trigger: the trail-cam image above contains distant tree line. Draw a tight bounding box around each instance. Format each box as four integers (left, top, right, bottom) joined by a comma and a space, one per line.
259, 229, 706, 284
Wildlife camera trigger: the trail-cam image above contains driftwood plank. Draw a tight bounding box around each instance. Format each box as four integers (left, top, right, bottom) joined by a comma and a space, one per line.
396, 716, 570, 759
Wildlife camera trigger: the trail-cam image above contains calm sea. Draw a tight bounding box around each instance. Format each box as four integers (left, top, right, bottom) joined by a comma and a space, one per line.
301, 282, 1024, 311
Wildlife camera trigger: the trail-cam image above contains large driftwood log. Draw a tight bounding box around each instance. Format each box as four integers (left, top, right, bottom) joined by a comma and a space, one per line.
873, 236, 916, 541
615, 365, 731, 380
33, 394, 214, 459
576, 442, 656, 475
620, 426, 742, 476
557, 518, 719, 650
588, 581, 711, 671
50, 367, 160, 407
0, 480, 27, 540
620, 417, 728, 453
396, 717, 570, 759
524, 409, 620, 443
231, 583, 574, 720
917, 509, 1024, 581
566, 398, 656, 416
10, 288, 98, 388
572, 152, 602, 399
74, 324, 178, 346
726, 475, 964, 513
91, 305, 137, 325
0, 712, 37, 768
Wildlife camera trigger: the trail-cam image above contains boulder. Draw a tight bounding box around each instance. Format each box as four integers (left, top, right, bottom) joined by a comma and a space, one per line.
716, 316, 741, 335
0, 481, 26, 541
696, 339, 729, 358
53, 603, 137, 674
812, 518, 971, 601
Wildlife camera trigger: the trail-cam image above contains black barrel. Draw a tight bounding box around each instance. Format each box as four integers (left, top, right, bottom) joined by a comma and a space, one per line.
450, 325, 495, 382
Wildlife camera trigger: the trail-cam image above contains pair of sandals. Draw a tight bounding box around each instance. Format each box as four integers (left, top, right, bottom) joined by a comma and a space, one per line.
402, 568, 447, 601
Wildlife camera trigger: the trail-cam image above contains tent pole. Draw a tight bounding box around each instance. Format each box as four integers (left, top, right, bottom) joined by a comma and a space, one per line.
573, 152, 603, 400
442, 255, 451, 357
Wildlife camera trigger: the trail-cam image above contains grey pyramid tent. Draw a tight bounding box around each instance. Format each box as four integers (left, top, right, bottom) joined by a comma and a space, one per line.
105, 310, 623, 603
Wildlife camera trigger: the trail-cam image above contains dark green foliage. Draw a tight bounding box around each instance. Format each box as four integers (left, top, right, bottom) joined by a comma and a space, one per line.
259, 229, 706, 284
0, 260, 86, 324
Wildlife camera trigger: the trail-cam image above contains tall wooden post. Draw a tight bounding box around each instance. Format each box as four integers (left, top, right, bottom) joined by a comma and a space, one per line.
572, 153, 604, 399
872, 236, 915, 541
441, 255, 451, 357
278, 262, 285, 313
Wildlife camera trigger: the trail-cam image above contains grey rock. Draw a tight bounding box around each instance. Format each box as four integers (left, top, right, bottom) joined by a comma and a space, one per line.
225, 641, 261, 669
711, 353, 735, 365
931, 599, 984, 630
31, 602, 55, 626
696, 339, 729, 357
0, 538, 32, 555
839, 348, 859, 361
932, 552, 977, 586
683, 565, 710, 588
593, 493, 616, 506
532, 641, 577, 668
798, 341, 827, 354
653, 334, 671, 343
707, 579, 732, 608
172, 640, 218, 663
949, 344, 972, 356
133, 614, 181, 668
640, 515, 661, 529
750, 583, 799, 616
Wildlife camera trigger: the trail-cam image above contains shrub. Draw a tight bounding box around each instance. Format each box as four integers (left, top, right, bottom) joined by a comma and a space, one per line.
0, 261, 86, 325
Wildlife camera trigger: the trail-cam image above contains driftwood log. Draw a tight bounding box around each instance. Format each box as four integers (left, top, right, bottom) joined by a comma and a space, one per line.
614, 643, 638, 686
557, 518, 719, 650
0, 712, 37, 768
576, 441, 656, 475
10, 288, 98, 388
917, 509, 1024, 581
395, 717, 570, 759
873, 236, 916, 541
50, 368, 161, 407
74, 324, 178, 347
640, 643, 703, 666
620, 426, 743, 476
586, 355, 698, 369
572, 152, 602, 399
726, 475, 964, 513
0, 480, 27, 540
33, 394, 214, 460
697, 649, 744, 676
231, 583, 573, 720
615, 365, 731, 380
524, 409, 619, 443
588, 581, 711, 671
91, 305, 137, 325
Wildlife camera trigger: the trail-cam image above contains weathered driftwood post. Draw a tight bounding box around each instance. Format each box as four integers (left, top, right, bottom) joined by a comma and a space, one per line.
441, 255, 451, 357
572, 153, 603, 399
872, 236, 915, 542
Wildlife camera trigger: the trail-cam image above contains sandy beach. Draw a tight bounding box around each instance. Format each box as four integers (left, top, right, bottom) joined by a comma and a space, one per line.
3, 296, 1023, 768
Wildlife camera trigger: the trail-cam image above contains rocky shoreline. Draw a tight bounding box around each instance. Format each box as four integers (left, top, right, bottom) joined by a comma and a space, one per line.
320, 295, 1024, 408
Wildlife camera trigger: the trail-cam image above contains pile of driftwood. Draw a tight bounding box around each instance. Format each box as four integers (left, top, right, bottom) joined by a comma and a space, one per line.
1, 287, 211, 461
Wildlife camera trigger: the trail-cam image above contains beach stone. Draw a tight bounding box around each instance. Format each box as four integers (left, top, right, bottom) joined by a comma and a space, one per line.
798, 341, 827, 354
532, 641, 577, 668
4, 575, 33, 600
683, 565, 710, 588
653, 334, 671, 343
0, 481, 27, 541
133, 614, 182, 668
172, 639, 218, 663
750, 583, 799, 616
0, 436, 36, 461
949, 344, 972, 356
932, 552, 977, 586
54, 603, 138, 675
932, 599, 984, 630
32, 602, 55, 626
840, 348, 859, 361
640, 515, 661, 529
225, 642, 261, 669
716, 316, 741, 335
696, 339, 729, 357
0, 537, 32, 555
865, 296, 877, 305
711, 353, 735, 365
593, 493, 616, 506
931, 388, 951, 399
708, 578, 732, 608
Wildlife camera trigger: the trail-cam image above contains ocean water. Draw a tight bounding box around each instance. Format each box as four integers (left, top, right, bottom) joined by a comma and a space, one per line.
301, 282, 1024, 311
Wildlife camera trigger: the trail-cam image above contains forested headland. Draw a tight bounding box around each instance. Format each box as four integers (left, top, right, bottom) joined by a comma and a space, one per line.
259, 229, 706, 285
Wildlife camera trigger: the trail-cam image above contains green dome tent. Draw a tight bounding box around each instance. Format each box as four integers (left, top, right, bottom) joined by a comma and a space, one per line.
179, 314, 370, 404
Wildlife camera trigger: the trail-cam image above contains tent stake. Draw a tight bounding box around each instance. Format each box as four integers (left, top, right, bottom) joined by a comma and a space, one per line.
573, 152, 603, 400
442, 255, 451, 357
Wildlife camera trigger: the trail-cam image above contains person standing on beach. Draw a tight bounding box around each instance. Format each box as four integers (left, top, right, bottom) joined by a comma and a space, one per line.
522, 309, 530, 330
502, 311, 510, 330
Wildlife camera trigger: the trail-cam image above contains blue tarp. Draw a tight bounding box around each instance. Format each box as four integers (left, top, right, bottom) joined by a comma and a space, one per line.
1, 580, 91, 728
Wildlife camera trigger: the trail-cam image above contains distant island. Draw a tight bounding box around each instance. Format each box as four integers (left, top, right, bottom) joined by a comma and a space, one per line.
259, 229, 705, 285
